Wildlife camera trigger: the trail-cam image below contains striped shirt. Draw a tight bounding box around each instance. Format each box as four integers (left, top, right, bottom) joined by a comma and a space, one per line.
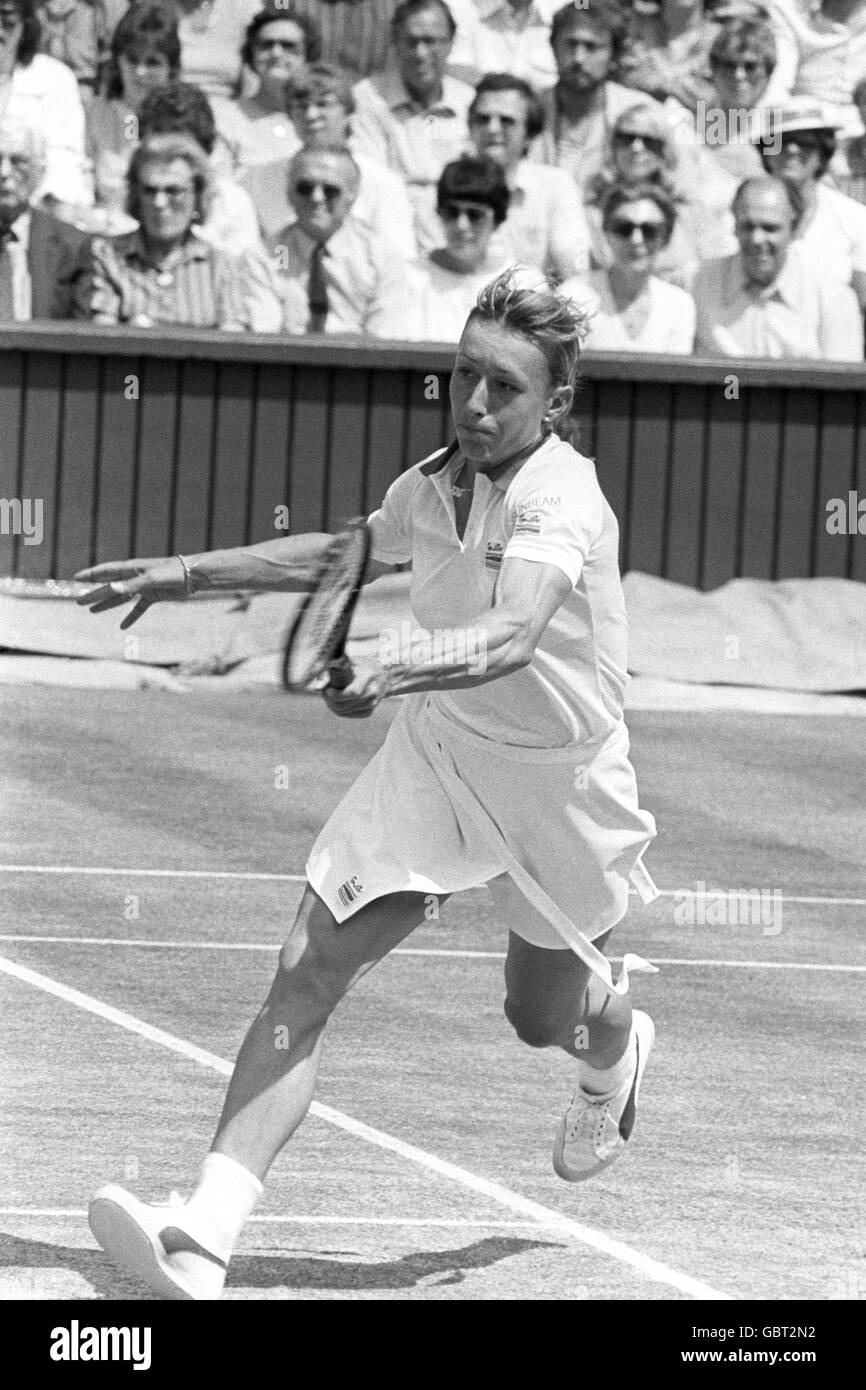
283, 0, 399, 80
82, 229, 279, 329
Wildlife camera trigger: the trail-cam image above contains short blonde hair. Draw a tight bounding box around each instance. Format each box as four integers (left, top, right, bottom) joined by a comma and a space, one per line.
470, 267, 588, 391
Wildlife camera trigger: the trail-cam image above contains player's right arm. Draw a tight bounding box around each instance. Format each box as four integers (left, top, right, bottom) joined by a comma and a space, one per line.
75, 534, 394, 629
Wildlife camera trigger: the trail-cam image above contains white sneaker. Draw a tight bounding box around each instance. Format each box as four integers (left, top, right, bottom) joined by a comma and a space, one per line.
88, 1184, 229, 1300
553, 1010, 655, 1183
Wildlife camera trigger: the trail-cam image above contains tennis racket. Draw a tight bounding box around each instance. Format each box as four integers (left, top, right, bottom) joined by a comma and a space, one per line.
281, 519, 371, 692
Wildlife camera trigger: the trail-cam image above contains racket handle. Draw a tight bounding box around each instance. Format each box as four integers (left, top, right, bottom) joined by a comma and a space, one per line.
326, 654, 354, 689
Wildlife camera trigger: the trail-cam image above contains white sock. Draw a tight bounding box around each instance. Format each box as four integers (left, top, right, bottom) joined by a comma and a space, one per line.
180, 1152, 263, 1261
576, 1026, 637, 1097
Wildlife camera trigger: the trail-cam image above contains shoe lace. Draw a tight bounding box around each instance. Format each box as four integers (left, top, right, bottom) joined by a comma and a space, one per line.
565, 1091, 618, 1154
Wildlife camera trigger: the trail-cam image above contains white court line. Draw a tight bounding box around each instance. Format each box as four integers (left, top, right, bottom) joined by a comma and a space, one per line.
0, 1208, 562, 1231
0, 865, 305, 883
0, 865, 863, 908
0, 953, 732, 1302
0, 934, 862, 972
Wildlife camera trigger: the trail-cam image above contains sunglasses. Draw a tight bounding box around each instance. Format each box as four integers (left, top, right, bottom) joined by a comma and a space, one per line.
255, 37, 303, 52
712, 58, 764, 77
613, 130, 665, 155
293, 180, 344, 200
291, 93, 343, 110
439, 202, 492, 224
608, 218, 666, 243
139, 183, 194, 199
470, 112, 520, 128
777, 132, 824, 151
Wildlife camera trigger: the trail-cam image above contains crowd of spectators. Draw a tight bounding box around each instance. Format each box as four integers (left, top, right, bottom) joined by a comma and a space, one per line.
2, 0, 866, 360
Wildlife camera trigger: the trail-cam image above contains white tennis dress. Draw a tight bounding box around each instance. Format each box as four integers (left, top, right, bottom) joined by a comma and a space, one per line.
306, 434, 657, 952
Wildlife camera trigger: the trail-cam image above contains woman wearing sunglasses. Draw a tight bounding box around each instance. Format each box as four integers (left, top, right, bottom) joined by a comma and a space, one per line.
405, 154, 522, 341
674, 16, 776, 257
585, 102, 708, 287
559, 181, 696, 352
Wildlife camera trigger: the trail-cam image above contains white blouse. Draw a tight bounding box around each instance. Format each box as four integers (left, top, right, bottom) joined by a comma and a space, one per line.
404, 253, 514, 342
559, 270, 696, 354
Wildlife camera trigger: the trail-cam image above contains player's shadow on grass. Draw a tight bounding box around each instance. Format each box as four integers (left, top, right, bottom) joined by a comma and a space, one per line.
226, 1235, 562, 1292
0, 1230, 562, 1297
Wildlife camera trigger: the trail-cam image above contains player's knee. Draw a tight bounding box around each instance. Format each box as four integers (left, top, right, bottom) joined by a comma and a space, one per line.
273, 905, 348, 1018
503, 994, 566, 1049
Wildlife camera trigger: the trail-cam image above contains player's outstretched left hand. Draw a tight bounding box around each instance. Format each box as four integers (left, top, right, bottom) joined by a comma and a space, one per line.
322, 660, 392, 718
74, 557, 189, 629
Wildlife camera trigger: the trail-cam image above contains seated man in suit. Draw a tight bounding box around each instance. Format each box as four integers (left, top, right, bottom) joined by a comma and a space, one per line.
0, 116, 92, 321
269, 144, 411, 336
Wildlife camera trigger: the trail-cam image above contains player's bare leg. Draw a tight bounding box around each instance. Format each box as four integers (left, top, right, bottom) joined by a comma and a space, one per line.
503, 930, 654, 1182
212, 885, 440, 1176
89, 886, 444, 1299
503, 928, 629, 1061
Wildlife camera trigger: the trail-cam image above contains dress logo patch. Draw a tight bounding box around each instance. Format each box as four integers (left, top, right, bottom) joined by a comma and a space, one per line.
485, 541, 505, 568
337, 875, 364, 908
514, 510, 542, 536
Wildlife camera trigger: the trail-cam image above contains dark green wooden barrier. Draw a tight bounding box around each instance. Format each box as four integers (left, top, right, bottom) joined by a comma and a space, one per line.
0, 324, 863, 585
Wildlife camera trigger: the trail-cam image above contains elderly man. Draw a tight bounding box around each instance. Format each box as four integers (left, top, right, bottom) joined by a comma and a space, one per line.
242, 62, 417, 255
531, 0, 668, 197
692, 174, 863, 360
757, 98, 866, 311
351, 0, 475, 252
0, 116, 92, 320
269, 144, 411, 335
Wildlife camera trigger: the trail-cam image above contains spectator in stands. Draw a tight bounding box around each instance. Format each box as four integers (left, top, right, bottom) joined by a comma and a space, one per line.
242, 63, 416, 256
351, 0, 475, 253
137, 80, 265, 255
0, 0, 89, 204
757, 98, 866, 309
85, 3, 182, 228
447, 0, 560, 92
692, 174, 863, 357
238, 62, 415, 257
559, 182, 697, 351
35, 0, 126, 97
830, 75, 866, 203
268, 144, 410, 335
667, 16, 776, 256
0, 115, 91, 318
80, 132, 281, 327
532, 0, 667, 197
619, 0, 796, 114
212, 3, 320, 172
269, 0, 399, 80
174, 0, 260, 102
585, 101, 709, 286
466, 72, 590, 280
762, 0, 866, 137
404, 154, 515, 339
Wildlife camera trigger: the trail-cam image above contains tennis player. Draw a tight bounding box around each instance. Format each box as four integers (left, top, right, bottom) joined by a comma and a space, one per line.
77, 269, 658, 1301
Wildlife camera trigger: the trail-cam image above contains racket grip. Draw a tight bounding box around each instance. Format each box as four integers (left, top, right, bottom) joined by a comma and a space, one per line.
326, 654, 354, 690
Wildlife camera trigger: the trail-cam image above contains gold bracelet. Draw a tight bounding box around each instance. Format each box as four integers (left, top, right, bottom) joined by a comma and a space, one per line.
176, 554, 195, 597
